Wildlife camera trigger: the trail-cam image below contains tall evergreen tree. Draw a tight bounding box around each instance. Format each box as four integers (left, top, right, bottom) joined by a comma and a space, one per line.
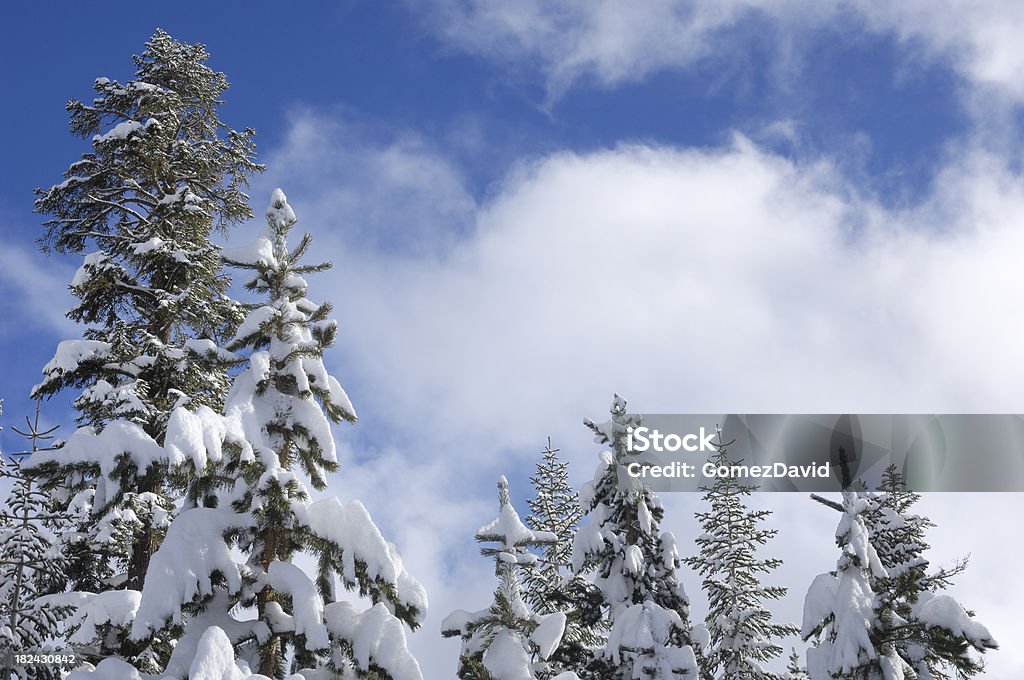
127, 189, 426, 680
27, 29, 260, 668
0, 404, 68, 680
443, 476, 573, 680
525, 438, 602, 677
572, 395, 698, 679
685, 432, 798, 680
867, 466, 997, 679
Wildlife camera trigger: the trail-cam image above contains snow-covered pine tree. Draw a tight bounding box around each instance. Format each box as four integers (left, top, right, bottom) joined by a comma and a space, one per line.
524, 438, 602, 677
784, 649, 808, 680
127, 189, 427, 680
868, 465, 997, 679
443, 476, 575, 680
684, 431, 798, 680
0, 404, 69, 680
801, 488, 904, 680
572, 395, 698, 679
27, 29, 260, 667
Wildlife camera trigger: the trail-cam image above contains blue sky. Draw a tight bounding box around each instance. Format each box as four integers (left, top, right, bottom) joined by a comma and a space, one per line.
2, 2, 1023, 677
0, 2, 978, 431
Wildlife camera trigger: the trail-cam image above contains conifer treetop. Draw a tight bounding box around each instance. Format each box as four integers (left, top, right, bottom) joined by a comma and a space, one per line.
572, 394, 697, 679
686, 431, 798, 680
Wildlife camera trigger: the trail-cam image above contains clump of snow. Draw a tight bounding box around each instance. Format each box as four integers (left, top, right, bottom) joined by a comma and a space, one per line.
27, 421, 167, 508
295, 497, 427, 621
189, 626, 249, 680
324, 601, 423, 680
268, 561, 329, 651
231, 305, 277, 344
93, 119, 144, 143
222, 235, 276, 268
604, 602, 696, 677
440, 608, 486, 637
71, 252, 116, 288
132, 508, 252, 639
482, 630, 534, 680
691, 623, 711, 652
571, 523, 605, 571
45, 590, 141, 648
165, 404, 249, 473
915, 593, 997, 648
38, 339, 112, 377
160, 593, 271, 680
623, 544, 643, 575
477, 489, 547, 550
67, 658, 142, 680
802, 573, 839, 639
267, 188, 297, 230
131, 236, 165, 254
530, 611, 566, 661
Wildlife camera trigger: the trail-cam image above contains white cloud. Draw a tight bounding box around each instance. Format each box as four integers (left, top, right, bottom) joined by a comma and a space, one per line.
414, 0, 1024, 104
252, 109, 476, 258
250, 112, 1024, 677
0, 243, 77, 337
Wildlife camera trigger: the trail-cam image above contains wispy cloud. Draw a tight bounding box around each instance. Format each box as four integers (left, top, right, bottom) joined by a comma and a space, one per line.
0, 243, 77, 338
412, 0, 1024, 107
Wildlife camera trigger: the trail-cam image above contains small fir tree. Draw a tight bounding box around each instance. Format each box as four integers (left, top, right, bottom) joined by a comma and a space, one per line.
525, 438, 603, 677
685, 430, 798, 680
0, 403, 69, 680
868, 465, 997, 679
443, 476, 573, 680
784, 649, 808, 680
802, 487, 910, 680
804, 459, 998, 680
572, 395, 698, 679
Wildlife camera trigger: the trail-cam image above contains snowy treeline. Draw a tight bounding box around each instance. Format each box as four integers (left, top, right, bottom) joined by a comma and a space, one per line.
0, 29, 1001, 680
440, 399, 999, 680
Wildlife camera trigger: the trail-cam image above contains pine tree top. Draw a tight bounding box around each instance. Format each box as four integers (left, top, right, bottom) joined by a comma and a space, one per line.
477, 477, 556, 562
